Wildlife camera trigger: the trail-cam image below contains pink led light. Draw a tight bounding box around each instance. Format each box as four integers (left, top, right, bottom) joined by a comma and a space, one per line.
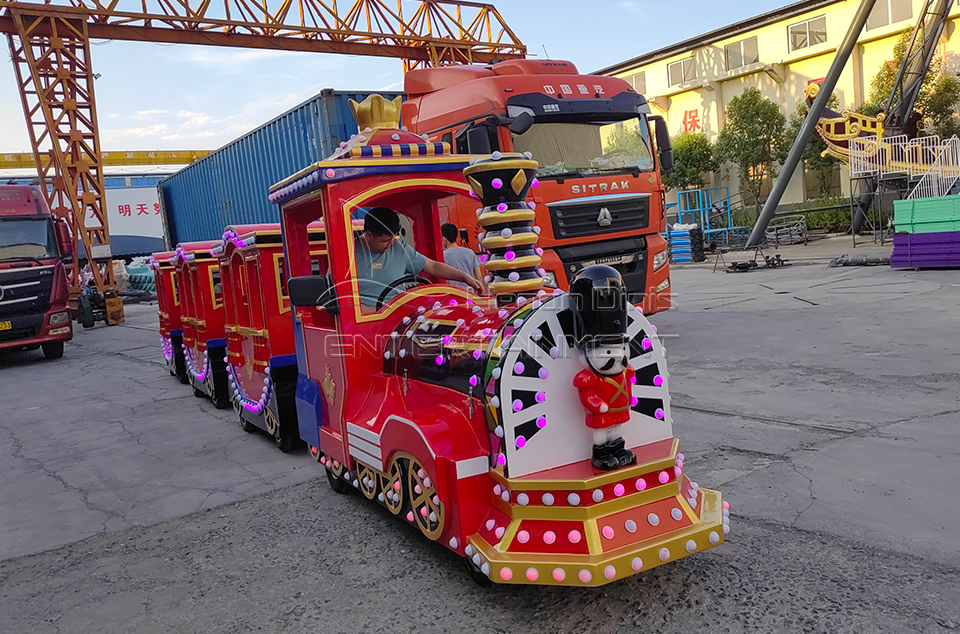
674, 466, 682, 477
442, 336, 452, 345
543, 531, 556, 544
724, 501, 730, 510
630, 376, 637, 385
469, 375, 479, 386
513, 399, 523, 411
406, 511, 414, 522
659, 471, 670, 484
469, 189, 476, 197
655, 408, 665, 420
578, 569, 591, 583
525, 568, 538, 581
497, 454, 506, 466
516, 436, 526, 448
535, 392, 546, 403
631, 397, 639, 406
436, 355, 444, 365
636, 478, 647, 491
528, 201, 537, 210
602, 526, 614, 539
642, 337, 652, 349
500, 568, 513, 581
504, 251, 516, 261
325, 168, 335, 178
539, 368, 549, 379
614, 483, 625, 496
568, 530, 582, 544
473, 350, 483, 360
420, 507, 428, 517
553, 568, 565, 582
654, 375, 664, 386
531, 178, 540, 188
517, 530, 530, 544
514, 362, 525, 373
497, 203, 507, 212
536, 416, 547, 428
492, 178, 503, 189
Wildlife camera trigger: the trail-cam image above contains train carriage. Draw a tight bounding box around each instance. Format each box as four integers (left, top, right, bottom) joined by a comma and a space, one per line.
150, 250, 188, 384
268, 94, 726, 586
170, 241, 230, 408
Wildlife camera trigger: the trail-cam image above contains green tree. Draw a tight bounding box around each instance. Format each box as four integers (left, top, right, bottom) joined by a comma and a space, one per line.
787, 93, 840, 199
862, 31, 960, 138
663, 131, 716, 191
714, 88, 789, 211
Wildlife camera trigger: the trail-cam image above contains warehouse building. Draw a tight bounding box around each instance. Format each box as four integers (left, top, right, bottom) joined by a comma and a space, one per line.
596, 0, 960, 207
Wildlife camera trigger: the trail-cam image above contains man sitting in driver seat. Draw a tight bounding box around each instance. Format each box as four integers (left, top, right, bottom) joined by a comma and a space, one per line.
356, 206, 483, 308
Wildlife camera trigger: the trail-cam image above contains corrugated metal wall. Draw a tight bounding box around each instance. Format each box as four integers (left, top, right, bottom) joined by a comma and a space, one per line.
159, 89, 403, 246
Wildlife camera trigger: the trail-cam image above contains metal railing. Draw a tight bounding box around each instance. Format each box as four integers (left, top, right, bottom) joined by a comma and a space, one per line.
908, 136, 960, 199
850, 134, 942, 179
850, 136, 882, 177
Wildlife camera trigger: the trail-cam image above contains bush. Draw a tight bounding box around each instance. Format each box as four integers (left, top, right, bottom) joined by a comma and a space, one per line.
791, 195, 850, 232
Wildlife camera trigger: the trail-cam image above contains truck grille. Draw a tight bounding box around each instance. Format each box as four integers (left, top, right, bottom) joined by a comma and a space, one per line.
0, 326, 39, 344
0, 265, 54, 317
548, 193, 650, 240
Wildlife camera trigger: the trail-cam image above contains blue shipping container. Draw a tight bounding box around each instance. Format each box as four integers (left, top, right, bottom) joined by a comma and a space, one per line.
158, 89, 403, 246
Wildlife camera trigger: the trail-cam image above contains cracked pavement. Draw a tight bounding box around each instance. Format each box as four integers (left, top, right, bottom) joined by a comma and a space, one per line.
2, 263, 960, 633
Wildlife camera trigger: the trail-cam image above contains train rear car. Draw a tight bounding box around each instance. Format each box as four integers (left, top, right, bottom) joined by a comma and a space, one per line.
150, 250, 188, 383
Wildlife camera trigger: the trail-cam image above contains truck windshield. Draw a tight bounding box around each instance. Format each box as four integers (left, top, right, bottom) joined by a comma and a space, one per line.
0, 218, 59, 261
511, 116, 654, 178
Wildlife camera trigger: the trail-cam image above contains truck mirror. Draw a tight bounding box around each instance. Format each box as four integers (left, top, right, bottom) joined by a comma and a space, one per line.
465, 125, 492, 155
289, 275, 339, 314
509, 111, 534, 135
55, 220, 74, 257
651, 116, 674, 175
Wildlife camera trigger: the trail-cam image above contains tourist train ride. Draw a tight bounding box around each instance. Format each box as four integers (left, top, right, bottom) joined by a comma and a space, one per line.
149, 250, 188, 384
170, 240, 230, 409
152, 94, 726, 586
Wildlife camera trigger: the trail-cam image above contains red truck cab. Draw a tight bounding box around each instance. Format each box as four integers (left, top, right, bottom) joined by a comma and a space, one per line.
401, 60, 673, 315
0, 184, 73, 359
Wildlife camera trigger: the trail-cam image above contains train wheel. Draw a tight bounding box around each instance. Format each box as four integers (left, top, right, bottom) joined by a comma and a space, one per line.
379, 457, 405, 516
357, 463, 379, 501
407, 458, 444, 541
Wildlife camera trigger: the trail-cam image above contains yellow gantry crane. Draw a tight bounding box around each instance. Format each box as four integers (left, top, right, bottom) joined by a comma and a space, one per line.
0, 0, 524, 324
0, 150, 212, 169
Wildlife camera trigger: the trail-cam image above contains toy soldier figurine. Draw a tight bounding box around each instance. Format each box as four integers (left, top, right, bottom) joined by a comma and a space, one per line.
571, 265, 637, 471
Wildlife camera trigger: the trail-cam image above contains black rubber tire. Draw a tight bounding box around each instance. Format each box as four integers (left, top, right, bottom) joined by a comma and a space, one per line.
239, 417, 256, 433
192, 386, 206, 398
275, 431, 297, 453
463, 556, 493, 588
178, 374, 189, 385
326, 468, 351, 494
42, 341, 64, 360
212, 390, 230, 410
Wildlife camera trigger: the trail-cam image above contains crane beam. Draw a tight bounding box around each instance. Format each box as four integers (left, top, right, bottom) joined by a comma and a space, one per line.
0, 149, 213, 169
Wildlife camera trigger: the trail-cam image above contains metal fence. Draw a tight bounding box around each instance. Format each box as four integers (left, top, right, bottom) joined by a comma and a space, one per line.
908, 137, 960, 199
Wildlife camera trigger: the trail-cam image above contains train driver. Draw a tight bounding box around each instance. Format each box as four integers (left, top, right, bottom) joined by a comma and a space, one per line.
355, 206, 483, 309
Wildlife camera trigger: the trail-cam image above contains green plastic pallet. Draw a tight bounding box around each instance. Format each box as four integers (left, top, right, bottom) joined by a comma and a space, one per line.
894, 197, 960, 233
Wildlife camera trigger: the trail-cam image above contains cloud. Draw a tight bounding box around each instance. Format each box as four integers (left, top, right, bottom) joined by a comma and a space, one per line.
618, 1, 645, 18
176, 110, 213, 131
133, 109, 169, 119
160, 130, 219, 142
99, 124, 171, 146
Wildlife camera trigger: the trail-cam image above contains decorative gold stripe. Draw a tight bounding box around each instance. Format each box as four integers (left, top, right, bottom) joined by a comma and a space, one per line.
489, 279, 544, 294
479, 209, 536, 225
480, 234, 539, 250
484, 256, 541, 271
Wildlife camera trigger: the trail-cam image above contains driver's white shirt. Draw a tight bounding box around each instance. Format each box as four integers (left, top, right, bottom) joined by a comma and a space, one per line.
354, 237, 427, 307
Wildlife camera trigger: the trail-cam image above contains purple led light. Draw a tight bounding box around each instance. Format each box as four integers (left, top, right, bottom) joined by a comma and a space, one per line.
469, 189, 477, 197
631, 396, 639, 406
469, 375, 479, 386
513, 399, 523, 411
492, 178, 503, 189
535, 392, 546, 403
509, 272, 520, 282
539, 368, 549, 379
536, 416, 547, 428
654, 375, 663, 386
514, 362, 525, 373
528, 201, 536, 210
473, 350, 483, 360
497, 203, 507, 212
504, 251, 516, 261
531, 178, 540, 188
497, 454, 506, 466
516, 436, 526, 448
442, 336, 452, 344
655, 408, 665, 419
642, 337, 652, 349
436, 355, 445, 365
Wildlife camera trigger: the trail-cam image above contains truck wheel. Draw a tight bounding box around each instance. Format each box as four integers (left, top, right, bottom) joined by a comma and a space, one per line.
42, 341, 65, 359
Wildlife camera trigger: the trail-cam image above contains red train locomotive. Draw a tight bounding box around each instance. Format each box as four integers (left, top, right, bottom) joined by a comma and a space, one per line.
170, 241, 230, 409
265, 95, 725, 586
150, 250, 188, 384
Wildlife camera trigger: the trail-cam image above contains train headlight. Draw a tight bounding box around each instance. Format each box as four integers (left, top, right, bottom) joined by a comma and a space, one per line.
542, 271, 558, 288
652, 250, 668, 271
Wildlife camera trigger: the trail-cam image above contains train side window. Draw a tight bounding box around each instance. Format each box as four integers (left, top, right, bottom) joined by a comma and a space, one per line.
442, 132, 452, 148
211, 269, 223, 308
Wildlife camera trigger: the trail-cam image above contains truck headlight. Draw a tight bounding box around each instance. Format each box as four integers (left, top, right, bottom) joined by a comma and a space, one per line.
542, 271, 558, 288
655, 278, 670, 293
653, 250, 668, 271
49, 311, 71, 326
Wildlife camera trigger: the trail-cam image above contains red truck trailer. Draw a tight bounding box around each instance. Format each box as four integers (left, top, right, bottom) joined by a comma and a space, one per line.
0, 184, 73, 359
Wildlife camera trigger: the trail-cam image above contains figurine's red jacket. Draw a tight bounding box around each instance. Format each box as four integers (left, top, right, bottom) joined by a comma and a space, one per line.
573, 366, 635, 429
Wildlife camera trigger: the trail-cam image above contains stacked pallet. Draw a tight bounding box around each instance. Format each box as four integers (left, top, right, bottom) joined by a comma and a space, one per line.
891, 197, 960, 268
667, 225, 706, 263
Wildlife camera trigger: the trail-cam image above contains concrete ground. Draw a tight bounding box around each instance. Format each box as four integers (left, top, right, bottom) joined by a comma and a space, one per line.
1, 257, 958, 634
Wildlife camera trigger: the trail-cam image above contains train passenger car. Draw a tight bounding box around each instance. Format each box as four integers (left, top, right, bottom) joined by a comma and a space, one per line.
170, 241, 230, 408
269, 94, 725, 586
150, 250, 188, 384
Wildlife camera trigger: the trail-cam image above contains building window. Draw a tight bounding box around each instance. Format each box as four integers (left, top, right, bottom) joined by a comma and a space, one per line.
667, 58, 697, 87
725, 37, 759, 70
789, 16, 827, 51
627, 72, 646, 94
867, 0, 912, 30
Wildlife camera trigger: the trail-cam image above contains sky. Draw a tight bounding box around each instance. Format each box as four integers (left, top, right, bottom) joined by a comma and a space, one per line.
0, 0, 785, 154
